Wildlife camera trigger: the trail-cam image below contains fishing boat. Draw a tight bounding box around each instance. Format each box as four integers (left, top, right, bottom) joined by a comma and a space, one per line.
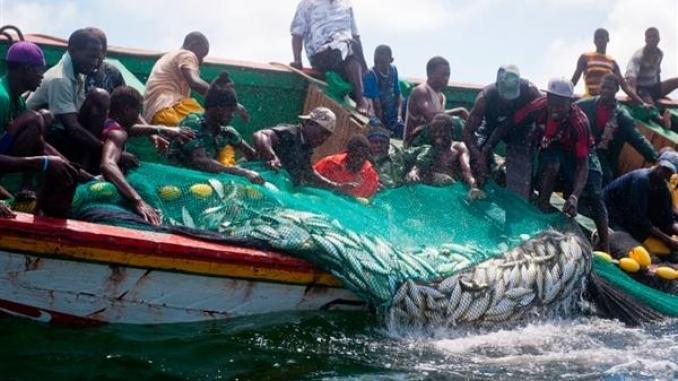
0, 30, 675, 326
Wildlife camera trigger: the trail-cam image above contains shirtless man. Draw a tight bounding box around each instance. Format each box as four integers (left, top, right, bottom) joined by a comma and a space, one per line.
404, 56, 468, 147
404, 114, 483, 199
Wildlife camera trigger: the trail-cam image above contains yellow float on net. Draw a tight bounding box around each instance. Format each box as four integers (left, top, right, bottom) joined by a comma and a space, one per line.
89, 182, 116, 198
593, 251, 614, 263
189, 183, 213, 199
627, 246, 652, 269
655, 267, 677, 281
158, 185, 182, 201
619, 257, 641, 273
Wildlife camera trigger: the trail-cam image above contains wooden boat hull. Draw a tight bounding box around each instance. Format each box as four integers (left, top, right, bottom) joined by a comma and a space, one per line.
0, 214, 364, 324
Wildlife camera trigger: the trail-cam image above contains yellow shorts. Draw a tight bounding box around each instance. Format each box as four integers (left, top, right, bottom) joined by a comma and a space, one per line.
151, 98, 204, 126
217, 145, 236, 167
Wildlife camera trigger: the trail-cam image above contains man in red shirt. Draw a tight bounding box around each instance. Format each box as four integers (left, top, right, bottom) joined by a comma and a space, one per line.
492, 78, 608, 250
314, 135, 379, 198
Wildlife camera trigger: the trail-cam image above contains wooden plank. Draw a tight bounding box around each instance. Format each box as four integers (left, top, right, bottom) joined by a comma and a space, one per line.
304, 84, 368, 162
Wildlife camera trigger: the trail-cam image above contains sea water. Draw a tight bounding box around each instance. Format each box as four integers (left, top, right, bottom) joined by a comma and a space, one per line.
0, 313, 675, 380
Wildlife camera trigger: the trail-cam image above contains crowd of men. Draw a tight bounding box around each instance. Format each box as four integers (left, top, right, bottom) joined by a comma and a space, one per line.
1, 0, 678, 263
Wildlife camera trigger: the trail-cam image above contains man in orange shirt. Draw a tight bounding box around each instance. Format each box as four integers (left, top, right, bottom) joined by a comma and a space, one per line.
314, 135, 379, 198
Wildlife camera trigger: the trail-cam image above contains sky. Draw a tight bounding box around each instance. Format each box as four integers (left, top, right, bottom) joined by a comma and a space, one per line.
1, 0, 677, 93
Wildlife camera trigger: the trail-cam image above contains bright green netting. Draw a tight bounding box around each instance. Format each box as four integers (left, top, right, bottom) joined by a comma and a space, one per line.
592, 256, 678, 317
71, 161, 570, 308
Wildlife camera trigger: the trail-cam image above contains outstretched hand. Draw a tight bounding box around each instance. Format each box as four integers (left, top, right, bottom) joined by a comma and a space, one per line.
135, 200, 161, 226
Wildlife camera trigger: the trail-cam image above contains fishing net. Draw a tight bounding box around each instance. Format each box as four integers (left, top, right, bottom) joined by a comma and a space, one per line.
70, 161, 580, 311
591, 256, 678, 317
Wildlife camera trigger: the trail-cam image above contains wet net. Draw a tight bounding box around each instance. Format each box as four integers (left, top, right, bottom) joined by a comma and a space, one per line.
71, 161, 574, 310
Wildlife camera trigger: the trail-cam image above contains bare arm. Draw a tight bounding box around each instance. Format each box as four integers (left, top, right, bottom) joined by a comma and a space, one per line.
235, 139, 257, 160
463, 92, 487, 157
571, 54, 586, 86
454, 142, 477, 188
563, 158, 589, 217
252, 129, 281, 168
100, 131, 160, 225
613, 64, 647, 105
180, 67, 209, 96
291, 34, 304, 68
58, 113, 103, 150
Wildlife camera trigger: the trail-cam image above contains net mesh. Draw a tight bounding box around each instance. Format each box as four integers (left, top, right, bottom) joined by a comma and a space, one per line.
591, 256, 678, 317
71, 161, 571, 308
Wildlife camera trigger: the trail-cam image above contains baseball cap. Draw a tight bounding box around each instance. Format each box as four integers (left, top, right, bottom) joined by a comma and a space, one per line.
6, 41, 46, 67
496, 65, 521, 100
299, 106, 336, 133
546, 78, 575, 98
657, 159, 676, 173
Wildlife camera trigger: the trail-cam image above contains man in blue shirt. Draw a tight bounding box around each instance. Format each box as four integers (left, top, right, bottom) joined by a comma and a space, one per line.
363, 45, 403, 137
604, 162, 678, 251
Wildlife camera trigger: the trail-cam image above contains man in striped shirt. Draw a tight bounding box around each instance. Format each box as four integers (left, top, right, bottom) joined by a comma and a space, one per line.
571, 28, 645, 104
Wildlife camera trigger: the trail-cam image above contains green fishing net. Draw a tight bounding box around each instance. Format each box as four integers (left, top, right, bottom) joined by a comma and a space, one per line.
71, 161, 570, 308
592, 256, 678, 317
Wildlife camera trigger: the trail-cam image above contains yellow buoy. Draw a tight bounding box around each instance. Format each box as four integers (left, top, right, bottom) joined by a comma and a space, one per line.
619, 257, 641, 273
655, 267, 677, 281
355, 197, 370, 206
593, 251, 614, 263
89, 182, 116, 198
189, 183, 213, 199
628, 246, 652, 269
158, 185, 182, 201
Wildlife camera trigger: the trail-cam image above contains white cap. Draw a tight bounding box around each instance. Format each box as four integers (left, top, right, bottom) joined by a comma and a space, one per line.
546, 78, 575, 98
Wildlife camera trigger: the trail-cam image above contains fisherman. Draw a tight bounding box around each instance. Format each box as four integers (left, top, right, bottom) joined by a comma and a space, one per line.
253, 106, 354, 192
173, 74, 263, 184
367, 124, 405, 189
314, 134, 379, 198
404, 56, 468, 147
575, 74, 657, 185
0, 41, 80, 218
404, 114, 484, 199
510, 78, 609, 251
143, 32, 210, 126
604, 162, 678, 253
85, 27, 125, 94
290, 0, 369, 114
75, 88, 110, 174
625, 27, 678, 105
571, 28, 646, 104
462, 65, 541, 194
26, 28, 139, 171
363, 45, 404, 137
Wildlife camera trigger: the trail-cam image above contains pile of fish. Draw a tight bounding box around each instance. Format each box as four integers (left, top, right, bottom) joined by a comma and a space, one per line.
158, 178, 593, 327
388, 231, 592, 328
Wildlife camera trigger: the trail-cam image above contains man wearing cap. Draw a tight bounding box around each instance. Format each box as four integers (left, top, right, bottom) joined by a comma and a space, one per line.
463, 65, 541, 194
0, 41, 80, 218
604, 163, 678, 251
404, 56, 469, 147
253, 106, 354, 192
571, 28, 646, 104
499, 78, 609, 251
576, 73, 657, 186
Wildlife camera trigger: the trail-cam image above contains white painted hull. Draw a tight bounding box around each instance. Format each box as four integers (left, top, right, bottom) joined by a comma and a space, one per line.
0, 251, 364, 325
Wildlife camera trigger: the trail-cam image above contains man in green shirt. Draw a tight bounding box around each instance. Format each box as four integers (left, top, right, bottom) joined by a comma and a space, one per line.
367, 124, 405, 189
0, 41, 80, 218
575, 73, 657, 185
174, 74, 262, 184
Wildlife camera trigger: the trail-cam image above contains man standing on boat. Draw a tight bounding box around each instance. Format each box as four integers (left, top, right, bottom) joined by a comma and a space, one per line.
363, 45, 404, 137
571, 28, 645, 103
462, 65, 541, 196
290, 0, 369, 114
143, 32, 210, 126
253, 106, 355, 193
504, 78, 609, 251
404, 56, 468, 147
575, 74, 657, 186
0, 42, 80, 218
